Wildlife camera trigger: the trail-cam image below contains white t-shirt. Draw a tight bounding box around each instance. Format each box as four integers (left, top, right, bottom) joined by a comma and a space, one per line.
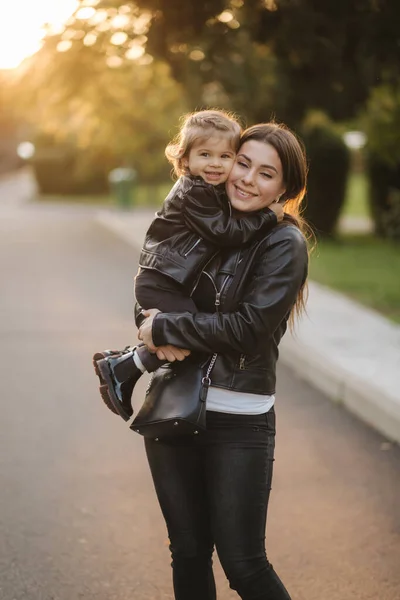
206, 385, 275, 415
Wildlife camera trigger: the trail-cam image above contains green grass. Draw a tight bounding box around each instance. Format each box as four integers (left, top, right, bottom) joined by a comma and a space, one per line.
342, 171, 370, 218
311, 170, 400, 324
309, 234, 400, 323
37, 182, 172, 208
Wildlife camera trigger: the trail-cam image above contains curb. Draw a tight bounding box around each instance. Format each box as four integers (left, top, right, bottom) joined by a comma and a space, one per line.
279, 335, 400, 444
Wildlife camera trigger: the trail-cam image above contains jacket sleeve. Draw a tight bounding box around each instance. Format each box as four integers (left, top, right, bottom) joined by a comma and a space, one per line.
134, 301, 146, 329
182, 181, 277, 246
152, 228, 308, 355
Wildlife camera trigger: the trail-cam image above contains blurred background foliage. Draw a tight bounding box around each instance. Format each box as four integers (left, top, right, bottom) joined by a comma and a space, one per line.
2, 0, 400, 241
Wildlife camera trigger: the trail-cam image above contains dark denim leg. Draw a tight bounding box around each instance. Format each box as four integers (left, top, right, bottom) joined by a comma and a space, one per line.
135, 269, 199, 373
145, 437, 216, 600
135, 269, 198, 314
136, 345, 165, 372
204, 410, 291, 600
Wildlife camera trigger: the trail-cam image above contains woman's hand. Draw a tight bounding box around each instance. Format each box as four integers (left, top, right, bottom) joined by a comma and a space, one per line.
138, 309, 191, 361
138, 309, 161, 351
155, 345, 191, 362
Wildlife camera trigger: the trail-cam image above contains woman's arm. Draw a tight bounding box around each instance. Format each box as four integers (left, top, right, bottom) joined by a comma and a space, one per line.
183, 180, 279, 245
141, 228, 308, 355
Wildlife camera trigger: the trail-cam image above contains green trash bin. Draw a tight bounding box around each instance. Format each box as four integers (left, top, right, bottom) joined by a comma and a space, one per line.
108, 167, 137, 208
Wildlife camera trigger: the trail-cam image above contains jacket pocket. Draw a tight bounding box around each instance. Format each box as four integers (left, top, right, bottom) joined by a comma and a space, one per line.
181, 237, 202, 257
238, 354, 268, 372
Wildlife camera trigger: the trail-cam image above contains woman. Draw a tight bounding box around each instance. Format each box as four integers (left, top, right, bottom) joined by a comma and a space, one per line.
137, 122, 309, 600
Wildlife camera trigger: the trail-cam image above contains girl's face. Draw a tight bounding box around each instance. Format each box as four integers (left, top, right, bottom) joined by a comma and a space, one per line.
226, 140, 286, 212
183, 135, 236, 186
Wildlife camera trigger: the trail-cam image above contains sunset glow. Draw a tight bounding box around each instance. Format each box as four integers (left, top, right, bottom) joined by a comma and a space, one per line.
0, 0, 78, 69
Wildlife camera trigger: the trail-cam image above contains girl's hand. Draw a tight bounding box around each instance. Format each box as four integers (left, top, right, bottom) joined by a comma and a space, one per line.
268, 201, 284, 222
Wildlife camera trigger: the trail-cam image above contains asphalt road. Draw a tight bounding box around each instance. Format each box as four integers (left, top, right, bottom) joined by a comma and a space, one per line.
0, 202, 399, 600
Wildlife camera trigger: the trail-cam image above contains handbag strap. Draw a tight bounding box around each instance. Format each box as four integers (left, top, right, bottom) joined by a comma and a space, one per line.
202, 352, 217, 386
199, 352, 217, 403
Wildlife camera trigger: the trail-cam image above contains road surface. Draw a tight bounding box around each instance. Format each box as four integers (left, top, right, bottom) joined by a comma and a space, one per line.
0, 200, 399, 600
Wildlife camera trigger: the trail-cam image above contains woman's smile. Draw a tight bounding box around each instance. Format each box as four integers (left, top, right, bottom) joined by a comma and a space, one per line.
233, 184, 257, 199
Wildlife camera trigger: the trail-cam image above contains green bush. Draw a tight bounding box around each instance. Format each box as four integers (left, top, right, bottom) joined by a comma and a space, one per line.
301, 117, 350, 237
31, 140, 109, 195
362, 84, 400, 240
30, 133, 172, 196
367, 155, 400, 240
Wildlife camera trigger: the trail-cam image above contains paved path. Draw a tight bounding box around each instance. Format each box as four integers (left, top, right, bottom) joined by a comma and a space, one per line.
0, 198, 399, 600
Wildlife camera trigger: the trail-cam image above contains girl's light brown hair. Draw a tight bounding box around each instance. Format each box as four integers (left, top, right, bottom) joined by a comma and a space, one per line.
240, 122, 314, 325
165, 110, 242, 178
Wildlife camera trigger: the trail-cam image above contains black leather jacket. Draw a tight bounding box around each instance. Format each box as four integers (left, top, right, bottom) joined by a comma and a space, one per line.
139, 175, 277, 289
140, 223, 308, 396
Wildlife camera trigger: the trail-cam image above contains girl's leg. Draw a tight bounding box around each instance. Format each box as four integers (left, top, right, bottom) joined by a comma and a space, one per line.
93, 272, 198, 419
135, 269, 198, 372
145, 437, 216, 600
204, 409, 291, 600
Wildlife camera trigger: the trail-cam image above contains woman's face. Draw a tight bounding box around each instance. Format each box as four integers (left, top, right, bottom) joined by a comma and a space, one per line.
226, 140, 286, 212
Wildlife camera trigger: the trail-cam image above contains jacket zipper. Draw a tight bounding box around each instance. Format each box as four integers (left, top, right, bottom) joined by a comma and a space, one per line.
183, 237, 201, 257
190, 251, 218, 296
204, 264, 246, 372
203, 271, 230, 312
200, 272, 230, 389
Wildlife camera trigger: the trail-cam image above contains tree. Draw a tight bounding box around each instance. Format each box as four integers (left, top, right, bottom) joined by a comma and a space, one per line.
11, 31, 188, 191
0, 71, 24, 173
54, 0, 400, 126
12, 0, 400, 212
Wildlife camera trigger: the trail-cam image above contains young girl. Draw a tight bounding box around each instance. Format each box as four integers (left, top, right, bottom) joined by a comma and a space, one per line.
93, 110, 284, 421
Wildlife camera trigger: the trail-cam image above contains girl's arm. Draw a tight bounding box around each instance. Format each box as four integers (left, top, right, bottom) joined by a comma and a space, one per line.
182, 179, 279, 246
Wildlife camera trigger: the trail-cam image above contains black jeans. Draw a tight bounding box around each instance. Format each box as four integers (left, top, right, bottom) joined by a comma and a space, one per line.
145, 409, 291, 600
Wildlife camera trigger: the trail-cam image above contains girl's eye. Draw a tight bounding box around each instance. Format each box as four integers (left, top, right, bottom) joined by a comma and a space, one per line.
200, 152, 209, 157
221, 154, 232, 159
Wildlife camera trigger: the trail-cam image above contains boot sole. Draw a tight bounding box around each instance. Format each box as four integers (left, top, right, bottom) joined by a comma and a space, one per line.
97, 358, 132, 422
93, 351, 119, 415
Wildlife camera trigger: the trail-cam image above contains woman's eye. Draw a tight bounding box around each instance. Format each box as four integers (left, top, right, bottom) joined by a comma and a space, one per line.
238, 161, 248, 168
261, 172, 272, 179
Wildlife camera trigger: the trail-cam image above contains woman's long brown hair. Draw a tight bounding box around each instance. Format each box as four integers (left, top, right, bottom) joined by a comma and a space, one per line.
239, 123, 314, 326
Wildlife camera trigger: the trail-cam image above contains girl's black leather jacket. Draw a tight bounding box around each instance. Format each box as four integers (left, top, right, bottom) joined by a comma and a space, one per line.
143, 223, 308, 396
139, 175, 277, 290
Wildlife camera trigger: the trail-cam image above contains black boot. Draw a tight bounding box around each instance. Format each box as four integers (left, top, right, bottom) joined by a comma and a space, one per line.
92, 349, 122, 415
96, 350, 143, 421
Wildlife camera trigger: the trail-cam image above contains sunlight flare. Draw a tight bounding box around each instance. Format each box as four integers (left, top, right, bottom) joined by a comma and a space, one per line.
0, 0, 78, 69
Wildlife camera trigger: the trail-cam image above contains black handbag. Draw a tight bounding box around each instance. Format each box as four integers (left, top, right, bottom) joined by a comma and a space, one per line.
130, 354, 217, 439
